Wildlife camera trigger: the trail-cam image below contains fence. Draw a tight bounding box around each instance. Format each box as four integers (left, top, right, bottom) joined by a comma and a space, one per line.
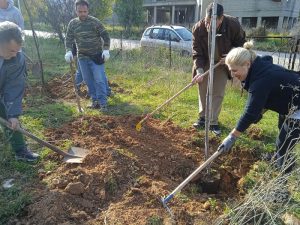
248, 36, 300, 71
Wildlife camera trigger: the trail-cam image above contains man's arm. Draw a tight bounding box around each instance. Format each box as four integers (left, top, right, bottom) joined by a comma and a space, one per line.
231, 18, 246, 47
96, 22, 110, 50
65, 20, 75, 52
2, 52, 25, 118
192, 22, 206, 75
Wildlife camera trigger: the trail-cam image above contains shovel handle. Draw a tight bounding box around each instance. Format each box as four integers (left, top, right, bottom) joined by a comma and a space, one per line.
70, 61, 83, 113
0, 117, 71, 157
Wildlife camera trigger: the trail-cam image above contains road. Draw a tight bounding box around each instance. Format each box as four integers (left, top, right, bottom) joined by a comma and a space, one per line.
24, 30, 299, 69
24, 30, 140, 50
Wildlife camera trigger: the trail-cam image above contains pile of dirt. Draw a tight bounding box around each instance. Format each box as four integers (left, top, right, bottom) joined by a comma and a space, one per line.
45, 75, 129, 100
14, 115, 256, 225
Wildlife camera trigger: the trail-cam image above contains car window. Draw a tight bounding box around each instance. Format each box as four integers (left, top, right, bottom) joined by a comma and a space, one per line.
174, 28, 192, 41
164, 29, 180, 42
143, 28, 151, 37
150, 28, 164, 40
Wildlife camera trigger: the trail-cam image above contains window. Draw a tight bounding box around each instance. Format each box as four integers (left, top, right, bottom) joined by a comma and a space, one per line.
150, 28, 164, 40
143, 28, 151, 37
164, 29, 180, 42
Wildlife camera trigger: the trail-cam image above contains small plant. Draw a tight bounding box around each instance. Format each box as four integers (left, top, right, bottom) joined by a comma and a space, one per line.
146, 215, 163, 225
105, 175, 118, 196
175, 193, 190, 203
208, 197, 218, 211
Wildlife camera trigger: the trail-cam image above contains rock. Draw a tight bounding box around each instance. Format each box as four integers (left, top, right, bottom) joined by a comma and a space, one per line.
158, 152, 165, 157
65, 182, 85, 195
282, 213, 300, 225
38, 169, 46, 173
202, 201, 211, 210
57, 179, 69, 189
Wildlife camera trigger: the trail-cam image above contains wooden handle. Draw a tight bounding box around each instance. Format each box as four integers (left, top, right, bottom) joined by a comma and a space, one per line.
0, 117, 72, 157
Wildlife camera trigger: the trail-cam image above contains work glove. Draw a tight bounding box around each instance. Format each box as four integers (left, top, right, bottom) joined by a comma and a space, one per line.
192, 68, 204, 84
8, 118, 20, 130
102, 50, 110, 61
218, 133, 237, 154
64, 51, 73, 63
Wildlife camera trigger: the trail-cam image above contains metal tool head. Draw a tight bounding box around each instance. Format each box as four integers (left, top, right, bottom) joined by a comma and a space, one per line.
161, 196, 174, 218
135, 121, 142, 132
63, 147, 88, 163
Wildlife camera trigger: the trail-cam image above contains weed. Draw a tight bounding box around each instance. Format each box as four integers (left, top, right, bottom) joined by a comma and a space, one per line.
175, 193, 190, 203
208, 197, 218, 211
105, 175, 118, 196
146, 215, 163, 225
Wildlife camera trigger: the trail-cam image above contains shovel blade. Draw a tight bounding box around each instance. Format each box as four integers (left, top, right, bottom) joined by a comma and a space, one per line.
63, 147, 89, 164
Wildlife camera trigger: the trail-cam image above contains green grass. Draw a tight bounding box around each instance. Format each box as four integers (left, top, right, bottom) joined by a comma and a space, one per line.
0, 34, 299, 223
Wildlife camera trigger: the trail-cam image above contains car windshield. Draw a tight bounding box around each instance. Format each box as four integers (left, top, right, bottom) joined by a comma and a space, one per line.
175, 28, 192, 41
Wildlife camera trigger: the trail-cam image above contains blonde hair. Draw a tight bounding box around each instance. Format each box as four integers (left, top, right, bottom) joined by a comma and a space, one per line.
225, 40, 257, 66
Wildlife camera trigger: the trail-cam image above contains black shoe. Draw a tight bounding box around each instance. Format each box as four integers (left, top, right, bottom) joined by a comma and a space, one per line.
193, 117, 205, 129
15, 147, 39, 162
87, 100, 100, 109
210, 125, 221, 136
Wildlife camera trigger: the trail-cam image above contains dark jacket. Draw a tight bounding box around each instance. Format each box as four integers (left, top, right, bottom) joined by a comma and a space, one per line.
192, 14, 246, 76
0, 52, 26, 118
236, 56, 300, 132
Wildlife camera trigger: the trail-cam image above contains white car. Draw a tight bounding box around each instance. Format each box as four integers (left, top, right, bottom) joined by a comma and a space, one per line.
140, 25, 192, 56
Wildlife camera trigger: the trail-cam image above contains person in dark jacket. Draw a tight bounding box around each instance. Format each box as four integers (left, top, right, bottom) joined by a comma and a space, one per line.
192, 3, 246, 135
218, 41, 300, 173
0, 21, 39, 161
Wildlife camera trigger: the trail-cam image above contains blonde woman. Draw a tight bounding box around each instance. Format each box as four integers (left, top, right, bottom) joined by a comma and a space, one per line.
218, 41, 300, 173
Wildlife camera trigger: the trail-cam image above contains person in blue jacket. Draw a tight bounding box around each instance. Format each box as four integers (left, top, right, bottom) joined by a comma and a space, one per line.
0, 0, 24, 29
0, 21, 38, 161
218, 41, 300, 173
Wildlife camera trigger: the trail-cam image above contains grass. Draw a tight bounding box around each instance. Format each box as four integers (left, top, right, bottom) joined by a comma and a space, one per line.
0, 33, 299, 223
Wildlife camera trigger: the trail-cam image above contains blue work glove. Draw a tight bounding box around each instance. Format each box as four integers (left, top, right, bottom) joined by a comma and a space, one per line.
218, 133, 237, 154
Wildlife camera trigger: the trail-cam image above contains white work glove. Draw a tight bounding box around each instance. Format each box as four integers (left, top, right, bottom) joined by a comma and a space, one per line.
64, 51, 73, 63
218, 133, 237, 154
8, 118, 20, 130
102, 50, 110, 61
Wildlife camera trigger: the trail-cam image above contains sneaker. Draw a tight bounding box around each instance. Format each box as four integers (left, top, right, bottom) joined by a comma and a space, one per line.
210, 125, 221, 136
15, 147, 39, 162
87, 100, 100, 109
193, 117, 205, 129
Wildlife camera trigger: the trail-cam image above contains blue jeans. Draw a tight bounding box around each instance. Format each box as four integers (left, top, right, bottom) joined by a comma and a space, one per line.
76, 60, 111, 96
275, 117, 300, 173
78, 59, 108, 106
75, 61, 83, 87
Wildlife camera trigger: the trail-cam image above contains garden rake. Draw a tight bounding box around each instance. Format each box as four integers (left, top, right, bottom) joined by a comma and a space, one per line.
161, 147, 224, 215
0, 117, 88, 163
135, 62, 221, 131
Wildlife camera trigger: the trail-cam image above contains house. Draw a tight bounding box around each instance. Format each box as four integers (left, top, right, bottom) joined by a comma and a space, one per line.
143, 0, 300, 31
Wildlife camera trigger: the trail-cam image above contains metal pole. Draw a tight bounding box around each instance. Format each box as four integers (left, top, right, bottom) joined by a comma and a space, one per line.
204, 0, 218, 161
18, 0, 21, 13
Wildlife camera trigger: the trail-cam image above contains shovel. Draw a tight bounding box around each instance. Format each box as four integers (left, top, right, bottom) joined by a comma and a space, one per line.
0, 117, 88, 163
70, 61, 83, 113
